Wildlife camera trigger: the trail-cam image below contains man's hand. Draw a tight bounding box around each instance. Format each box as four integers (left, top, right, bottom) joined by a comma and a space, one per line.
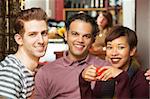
144, 69, 150, 84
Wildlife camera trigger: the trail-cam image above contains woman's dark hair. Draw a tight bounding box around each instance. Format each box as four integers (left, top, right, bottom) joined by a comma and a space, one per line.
105, 26, 138, 50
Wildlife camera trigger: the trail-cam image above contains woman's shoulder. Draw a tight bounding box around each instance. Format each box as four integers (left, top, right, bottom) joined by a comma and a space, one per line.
130, 68, 149, 86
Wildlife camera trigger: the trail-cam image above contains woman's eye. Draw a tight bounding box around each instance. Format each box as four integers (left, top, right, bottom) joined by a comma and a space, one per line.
118, 46, 125, 50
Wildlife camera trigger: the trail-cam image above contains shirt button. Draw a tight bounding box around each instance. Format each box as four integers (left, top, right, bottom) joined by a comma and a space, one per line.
115, 81, 118, 85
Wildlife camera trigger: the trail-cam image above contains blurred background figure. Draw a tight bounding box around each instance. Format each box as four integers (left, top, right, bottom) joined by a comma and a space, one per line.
89, 11, 113, 59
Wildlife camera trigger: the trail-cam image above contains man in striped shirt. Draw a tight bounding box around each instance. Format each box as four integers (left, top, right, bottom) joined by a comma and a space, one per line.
0, 7, 48, 99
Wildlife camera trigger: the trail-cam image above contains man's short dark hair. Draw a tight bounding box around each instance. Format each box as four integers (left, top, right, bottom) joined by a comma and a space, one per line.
14, 7, 47, 35
66, 13, 99, 39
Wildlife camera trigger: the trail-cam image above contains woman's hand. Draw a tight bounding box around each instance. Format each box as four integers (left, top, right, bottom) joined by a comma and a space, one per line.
82, 65, 97, 82
96, 66, 123, 81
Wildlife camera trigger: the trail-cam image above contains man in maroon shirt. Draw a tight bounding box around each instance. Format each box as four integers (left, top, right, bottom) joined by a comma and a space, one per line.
34, 13, 110, 99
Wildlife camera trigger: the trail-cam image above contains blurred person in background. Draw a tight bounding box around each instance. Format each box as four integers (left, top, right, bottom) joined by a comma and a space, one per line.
89, 11, 113, 59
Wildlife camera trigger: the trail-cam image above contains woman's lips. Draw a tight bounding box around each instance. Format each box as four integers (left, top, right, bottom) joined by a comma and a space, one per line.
111, 58, 121, 64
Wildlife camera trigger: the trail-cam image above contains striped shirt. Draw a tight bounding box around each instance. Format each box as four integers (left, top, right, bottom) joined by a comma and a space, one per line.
0, 54, 34, 99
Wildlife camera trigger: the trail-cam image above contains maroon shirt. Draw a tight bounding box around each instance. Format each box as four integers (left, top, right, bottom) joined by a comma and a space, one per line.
34, 52, 110, 99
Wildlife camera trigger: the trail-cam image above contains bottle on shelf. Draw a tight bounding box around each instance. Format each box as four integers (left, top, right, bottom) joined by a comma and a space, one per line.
64, 0, 72, 8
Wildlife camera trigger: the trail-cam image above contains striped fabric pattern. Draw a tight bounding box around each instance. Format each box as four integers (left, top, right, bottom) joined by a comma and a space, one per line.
0, 55, 34, 99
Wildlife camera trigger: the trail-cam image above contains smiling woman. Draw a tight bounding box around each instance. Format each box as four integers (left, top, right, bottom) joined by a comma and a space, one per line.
106, 36, 133, 70
79, 25, 149, 99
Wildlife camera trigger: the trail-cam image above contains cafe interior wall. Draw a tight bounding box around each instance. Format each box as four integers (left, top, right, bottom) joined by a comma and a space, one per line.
25, 0, 55, 18
136, 0, 150, 68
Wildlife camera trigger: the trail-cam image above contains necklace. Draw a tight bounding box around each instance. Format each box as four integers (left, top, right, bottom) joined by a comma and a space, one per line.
99, 33, 103, 37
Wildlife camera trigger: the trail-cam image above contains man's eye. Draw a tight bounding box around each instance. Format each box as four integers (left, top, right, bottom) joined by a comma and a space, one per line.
106, 46, 112, 50
42, 31, 48, 36
72, 32, 78, 36
83, 35, 91, 39
29, 33, 35, 36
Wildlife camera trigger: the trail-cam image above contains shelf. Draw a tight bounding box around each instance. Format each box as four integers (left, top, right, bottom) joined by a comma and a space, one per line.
48, 39, 65, 43
64, 8, 106, 12
63, 6, 122, 12
63, 6, 122, 22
